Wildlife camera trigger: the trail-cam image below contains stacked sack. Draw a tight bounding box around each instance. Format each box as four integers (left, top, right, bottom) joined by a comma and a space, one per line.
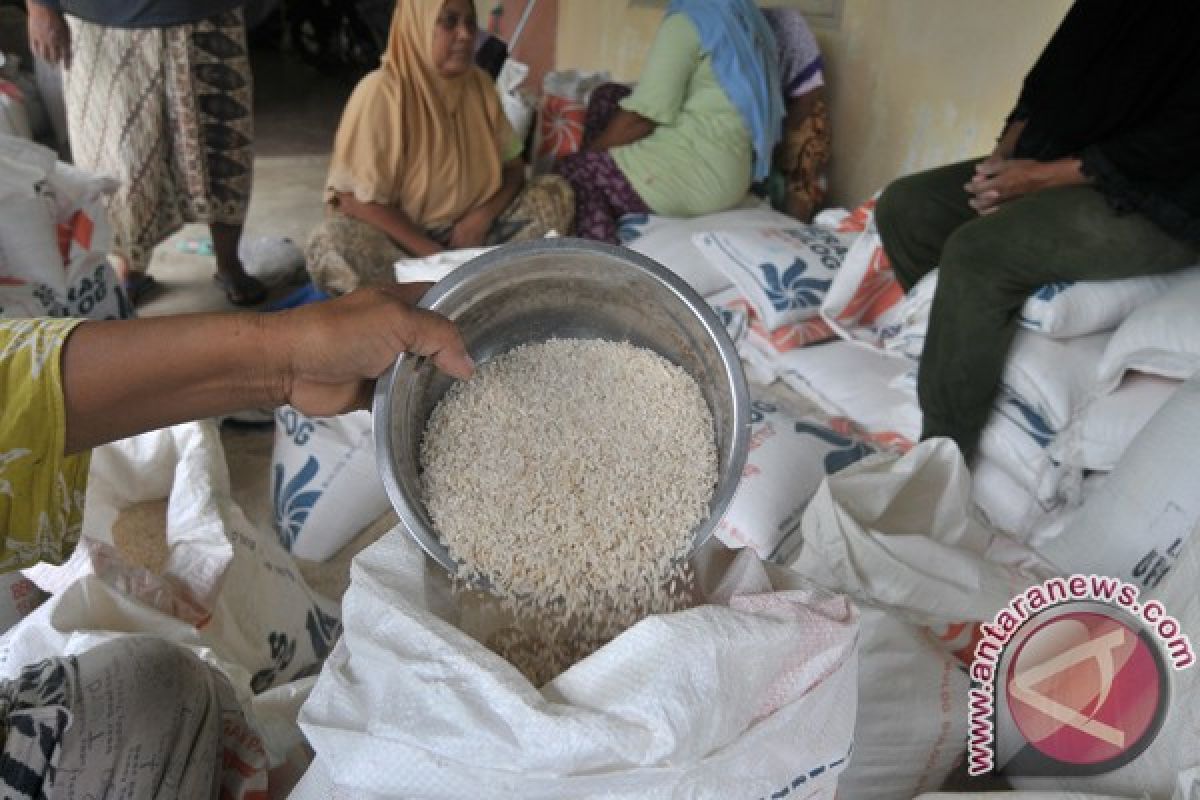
711, 195, 1200, 552
0, 134, 131, 321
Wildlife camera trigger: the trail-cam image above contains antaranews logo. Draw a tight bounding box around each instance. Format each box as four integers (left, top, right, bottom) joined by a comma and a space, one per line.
967, 574, 1194, 777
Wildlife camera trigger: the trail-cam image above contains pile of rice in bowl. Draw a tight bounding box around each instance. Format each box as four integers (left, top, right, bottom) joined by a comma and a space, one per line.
420, 338, 718, 684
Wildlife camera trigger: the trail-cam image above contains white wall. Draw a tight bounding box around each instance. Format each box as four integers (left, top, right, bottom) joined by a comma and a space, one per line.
554, 0, 1072, 207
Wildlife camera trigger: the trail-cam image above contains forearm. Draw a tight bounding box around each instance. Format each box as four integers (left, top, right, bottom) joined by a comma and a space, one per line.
61, 313, 284, 454
992, 118, 1028, 161
476, 160, 525, 224
335, 193, 443, 257
1038, 155, 1089, 188
589, 109, 656, 152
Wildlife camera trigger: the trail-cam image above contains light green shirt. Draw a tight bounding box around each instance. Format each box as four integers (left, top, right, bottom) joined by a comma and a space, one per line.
612, 13, 753, 217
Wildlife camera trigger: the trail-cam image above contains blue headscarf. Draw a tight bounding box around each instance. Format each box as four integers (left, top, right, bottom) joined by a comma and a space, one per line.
666, 0, 784, 181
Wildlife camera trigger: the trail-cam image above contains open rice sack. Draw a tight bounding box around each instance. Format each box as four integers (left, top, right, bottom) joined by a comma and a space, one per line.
293, 530, 859, 800
21, 421, 342, 700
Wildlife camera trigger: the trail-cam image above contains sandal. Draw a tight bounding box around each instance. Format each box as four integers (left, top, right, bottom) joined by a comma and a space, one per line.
121, 273, 162, 307
214, 273, 268, 307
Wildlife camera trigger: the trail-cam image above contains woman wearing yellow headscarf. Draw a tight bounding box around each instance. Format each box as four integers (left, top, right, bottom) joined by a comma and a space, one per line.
306, 0, 574, 294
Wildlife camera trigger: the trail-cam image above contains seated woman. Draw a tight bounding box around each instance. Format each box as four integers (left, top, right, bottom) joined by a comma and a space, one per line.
306, 0, 573, 295
762, 7, 831, 222
557, 0, 783, 244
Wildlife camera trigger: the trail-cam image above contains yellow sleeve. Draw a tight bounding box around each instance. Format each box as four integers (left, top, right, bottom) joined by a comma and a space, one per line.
619, 13, 702, 127
0, 318, 91, 571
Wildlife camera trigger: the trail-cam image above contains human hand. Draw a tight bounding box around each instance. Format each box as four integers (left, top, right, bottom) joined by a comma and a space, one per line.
448, 207, 493, 249
964, 159, 1055, 215
268, 285, 473, 417
27, 4, 71, 67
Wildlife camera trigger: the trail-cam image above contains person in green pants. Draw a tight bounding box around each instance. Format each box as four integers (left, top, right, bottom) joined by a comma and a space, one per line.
876, 0, 1200, 462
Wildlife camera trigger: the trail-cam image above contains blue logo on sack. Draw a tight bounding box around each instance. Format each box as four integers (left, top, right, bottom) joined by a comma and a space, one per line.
616, 213, 651, 243
760, 258, 833, 312
996, 390, 1056, 448
793, 421, 876, 474
273, 456, 322, 550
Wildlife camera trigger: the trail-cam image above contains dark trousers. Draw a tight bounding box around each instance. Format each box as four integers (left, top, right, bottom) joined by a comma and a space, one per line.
876, 159, 1199, 461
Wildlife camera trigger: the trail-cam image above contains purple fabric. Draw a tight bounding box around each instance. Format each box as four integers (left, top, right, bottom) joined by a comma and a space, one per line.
582, 82, 633, 147
559, 83, 650, 244
557, 150, 650, 244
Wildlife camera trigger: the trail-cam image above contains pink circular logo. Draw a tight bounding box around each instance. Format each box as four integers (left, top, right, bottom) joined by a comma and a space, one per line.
1005, 611, 1166, 768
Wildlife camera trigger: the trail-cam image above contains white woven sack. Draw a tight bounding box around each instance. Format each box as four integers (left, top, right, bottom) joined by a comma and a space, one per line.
0, 136, 127, 320
1039, 375, 1200, 592
692, 224, 853, 331
785, 439, 1049, 628
717, 397, 877, 562
1095, 274, 1200, 393
0, 134, 59, 283
835, 609, 969, 800
294, 532, 859, 800
618, 204, 789, 297
10, 422, 337, 763
1049, 373, 1180, 474
1010, 512, 1200, 799
1019, 266, 1200, 340
270, 407, 390, 562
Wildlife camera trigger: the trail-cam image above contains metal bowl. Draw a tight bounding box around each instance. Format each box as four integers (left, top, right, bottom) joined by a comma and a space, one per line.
372, 238, 749, 578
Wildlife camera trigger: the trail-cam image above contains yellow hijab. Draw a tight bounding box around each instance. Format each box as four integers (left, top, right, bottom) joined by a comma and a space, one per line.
325, 0, 514, 229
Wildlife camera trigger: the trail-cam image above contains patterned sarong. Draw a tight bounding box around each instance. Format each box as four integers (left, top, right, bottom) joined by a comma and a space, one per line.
62, 10, 254, 272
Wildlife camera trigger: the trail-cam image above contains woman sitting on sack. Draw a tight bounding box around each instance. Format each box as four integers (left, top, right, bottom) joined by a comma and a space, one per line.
556, 0, 783, 243
307, 0, 574, 295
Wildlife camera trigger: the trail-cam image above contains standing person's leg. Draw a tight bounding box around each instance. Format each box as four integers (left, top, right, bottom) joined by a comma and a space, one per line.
919, 186, 1200, 460
555, 151, 650, 244
61, 17, 176, 305
581, 83, 633, 148
174, 9, 266, 306
875, 159, 981, 291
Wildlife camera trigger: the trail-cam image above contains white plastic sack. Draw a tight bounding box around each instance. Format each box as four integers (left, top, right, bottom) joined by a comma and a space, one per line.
0, 135, 127, 320
496, 58, 535, 144
1039, 374, 1200, 591
1095, 273, 1200, 393
835, 609, 969, 800
270, 407, 390, 562
617, 204, 782, 297
692, 224, 853, 331
717, 397, 877, 561
0, 79, 31, 140
239, 235, 305, 287
920, 793, 1135, 800
28, 423, 342, 692
0, 134, 59, 281
1050, 372, 1180, 474
8, 422, 338, 763
783, 439, 1049, 627
817, 201, 908, 352
1019, 266, 1200, 340
971, 457, 1101, 548
1008, 515, 1200, 799
774, 339, 922, 444
705, 285, 837, 386
294, 531, 860, 799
